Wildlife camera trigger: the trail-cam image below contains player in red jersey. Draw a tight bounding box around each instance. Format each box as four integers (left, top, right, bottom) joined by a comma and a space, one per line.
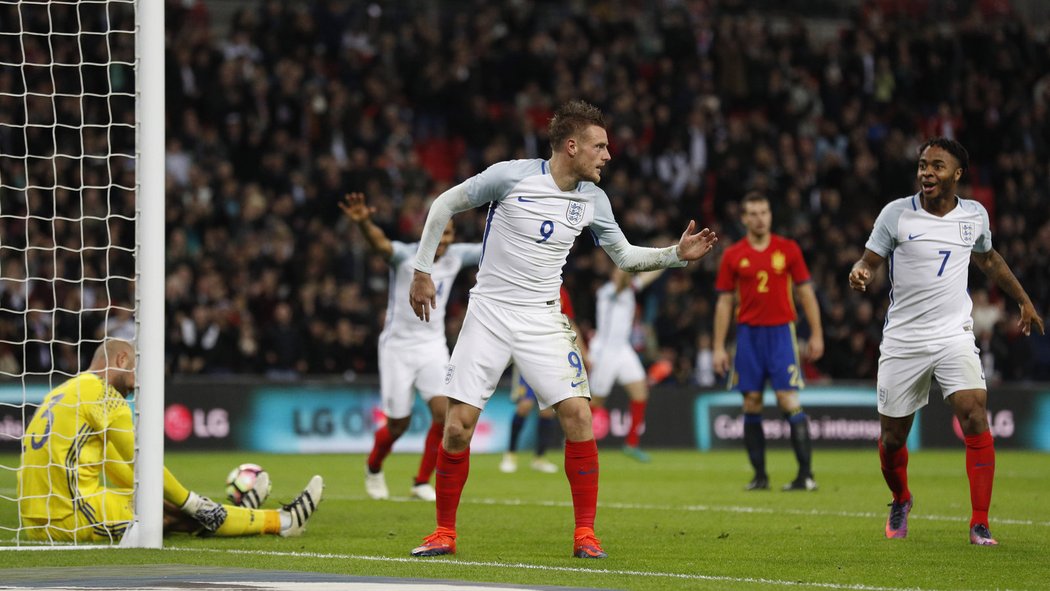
713, 192, 824, 491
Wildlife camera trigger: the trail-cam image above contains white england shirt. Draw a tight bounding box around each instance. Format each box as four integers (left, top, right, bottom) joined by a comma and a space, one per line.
865, 194, 992, 349
464, 159, 628, 307
382, 241, 482, 344
590, 277, 642, 355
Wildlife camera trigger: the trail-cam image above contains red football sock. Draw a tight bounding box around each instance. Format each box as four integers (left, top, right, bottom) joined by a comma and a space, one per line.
415, 421, 444, 485
367, 425, 396, 473
878, 440, 911, 504
626, 400, 647, 447
435, 444, 470, 532
965, 430, 995, 528
564, 439, 599, 530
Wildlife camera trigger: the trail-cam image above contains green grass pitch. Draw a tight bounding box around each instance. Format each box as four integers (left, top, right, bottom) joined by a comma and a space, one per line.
2, 449, 1049, 590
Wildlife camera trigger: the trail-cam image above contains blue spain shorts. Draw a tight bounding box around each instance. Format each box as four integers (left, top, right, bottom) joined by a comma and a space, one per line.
509, 366, 537, 403
732, 323, 803, 393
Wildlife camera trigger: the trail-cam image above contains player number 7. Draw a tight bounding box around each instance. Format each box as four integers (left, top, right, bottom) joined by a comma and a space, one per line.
937, 250, 951, 277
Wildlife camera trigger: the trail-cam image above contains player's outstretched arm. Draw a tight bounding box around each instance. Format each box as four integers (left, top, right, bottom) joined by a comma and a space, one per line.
972, 248, 1046, 336
848, 249, 885, 292
339, 192, 394, 260
676, 220, 719, 262
602, 225, 716, 273
635, 268, 666, 290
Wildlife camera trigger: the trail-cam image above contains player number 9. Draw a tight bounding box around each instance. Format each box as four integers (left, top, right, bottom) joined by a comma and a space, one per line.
537, 220, 554, 243
567, 351, 583, 377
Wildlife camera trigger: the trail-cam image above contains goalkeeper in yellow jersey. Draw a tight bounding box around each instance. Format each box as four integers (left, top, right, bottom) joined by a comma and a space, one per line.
18, 339, 324, 542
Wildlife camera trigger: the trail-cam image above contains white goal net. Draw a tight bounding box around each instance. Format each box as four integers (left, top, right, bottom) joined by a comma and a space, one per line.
0, 0, 163, 548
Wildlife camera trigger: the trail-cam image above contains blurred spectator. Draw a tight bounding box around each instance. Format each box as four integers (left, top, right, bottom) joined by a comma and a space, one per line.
261, 302, 305, 380
693, 332, 717, 387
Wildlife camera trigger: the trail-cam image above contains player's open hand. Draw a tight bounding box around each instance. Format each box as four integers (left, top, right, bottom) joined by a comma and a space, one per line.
848, 267, 871, 292
1019, 301, 1045, 337
409, 270, 437, 322
712, 349, 731, 376
676, 221, 718, 262
806, 335, 825, 362
338, 192, 374, 223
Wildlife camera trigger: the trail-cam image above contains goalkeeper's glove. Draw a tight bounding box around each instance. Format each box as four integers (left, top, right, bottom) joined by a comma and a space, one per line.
180, 491, 228, 532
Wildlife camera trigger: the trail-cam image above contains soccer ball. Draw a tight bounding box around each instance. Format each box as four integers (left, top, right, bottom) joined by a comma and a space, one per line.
224, 463, 271, 509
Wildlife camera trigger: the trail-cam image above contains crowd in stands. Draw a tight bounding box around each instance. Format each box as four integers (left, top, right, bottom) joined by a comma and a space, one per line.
0, 1, 137, 377
2, 0, 1049, 385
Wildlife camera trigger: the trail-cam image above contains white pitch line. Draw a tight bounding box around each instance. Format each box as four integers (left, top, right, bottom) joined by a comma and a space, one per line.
327, 494, 1050, 528
169, 547, 993, 591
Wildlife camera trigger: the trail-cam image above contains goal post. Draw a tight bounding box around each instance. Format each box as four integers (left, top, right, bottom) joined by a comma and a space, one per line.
126, 0, 164, 549
0, 0, 163, 548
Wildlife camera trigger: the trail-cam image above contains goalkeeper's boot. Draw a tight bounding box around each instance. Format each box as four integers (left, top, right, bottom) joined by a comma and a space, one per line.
885, 497, 912, 539
280, 475, 324, 537
240, 471, 271, 509
969, 524, 999, 546
411, 527, 457, 557
573, 527, 608, 559
365, 467, 390, 500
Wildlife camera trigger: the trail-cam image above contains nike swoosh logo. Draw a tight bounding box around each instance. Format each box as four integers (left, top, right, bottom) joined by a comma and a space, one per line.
571, 380, 586, 388
517, 197, 535, 202
974, 462, 994, 467
577, 469, 598, 476
908, 233, 926, 240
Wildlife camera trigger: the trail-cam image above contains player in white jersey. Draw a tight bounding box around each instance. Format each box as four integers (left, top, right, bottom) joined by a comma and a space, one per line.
849, 138, 1044, 546
340, 193, 482, 503
588, 267, 665, 463
405, 100, 718, 559
500, 286, 584, 475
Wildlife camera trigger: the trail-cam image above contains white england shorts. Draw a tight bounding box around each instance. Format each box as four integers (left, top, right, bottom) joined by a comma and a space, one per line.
588, 342, 646, 398
445, 296, 590, 410
378, 336, 448, 419
876, 336, 986, 418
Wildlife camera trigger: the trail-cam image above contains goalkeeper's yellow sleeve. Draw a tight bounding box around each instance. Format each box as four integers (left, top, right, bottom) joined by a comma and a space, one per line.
163, 467, 191, 507
102, 409, 191, 507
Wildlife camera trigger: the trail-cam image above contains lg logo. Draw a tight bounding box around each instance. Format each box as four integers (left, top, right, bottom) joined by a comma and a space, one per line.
164, 404, 230, 441
590, 406, 644, 441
